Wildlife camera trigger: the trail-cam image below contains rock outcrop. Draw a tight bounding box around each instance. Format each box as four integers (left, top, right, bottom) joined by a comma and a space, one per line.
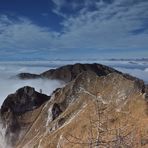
17, 63, 145, 93
41, 63, 121, 82
1, 86, 50, 115
17, 63, 120, 82
15, 71, 148, 148
0, 63, 148, 148
0, 86, 50, 145
17, 73, 40, 79
145, 84, 148, 99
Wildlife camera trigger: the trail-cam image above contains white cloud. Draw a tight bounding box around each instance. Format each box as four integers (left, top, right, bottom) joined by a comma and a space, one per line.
51, 0, 67, 17
51, 0, 66, 9
56, 0, 148, 49
0, 15, 58, 54
0, 62, 65, 106
0, 0, 148, 58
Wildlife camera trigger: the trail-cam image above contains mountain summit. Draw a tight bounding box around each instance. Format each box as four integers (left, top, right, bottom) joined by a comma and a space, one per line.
0, 63, 148, 148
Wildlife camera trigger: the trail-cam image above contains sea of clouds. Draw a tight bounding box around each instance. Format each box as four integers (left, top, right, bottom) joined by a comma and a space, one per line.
0, 61, 65, 106
0, 59, 148, 107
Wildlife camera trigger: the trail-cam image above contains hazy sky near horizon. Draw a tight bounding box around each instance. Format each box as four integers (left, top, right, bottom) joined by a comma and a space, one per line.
0, 0, 148, 60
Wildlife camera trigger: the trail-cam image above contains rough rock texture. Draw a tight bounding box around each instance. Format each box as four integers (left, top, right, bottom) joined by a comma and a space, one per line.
0, 63, 148, 148
41, 63, 121, 82
51, 103, 62, 120
1, 86, 50, 115
15, 72, 148, 148
18, 63, 120, 82
17, 63, 145, 93
145, 84, 148, 99
145, 85, 148, 92
0, 86, 50, 145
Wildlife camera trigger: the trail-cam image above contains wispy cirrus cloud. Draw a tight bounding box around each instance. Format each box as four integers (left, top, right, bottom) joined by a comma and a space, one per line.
55, 0, 148, 49
0, 15, 58, 53
0, 0, 148, 60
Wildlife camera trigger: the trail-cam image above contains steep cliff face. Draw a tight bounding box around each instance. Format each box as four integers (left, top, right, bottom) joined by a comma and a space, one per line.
1, 64, 148, 148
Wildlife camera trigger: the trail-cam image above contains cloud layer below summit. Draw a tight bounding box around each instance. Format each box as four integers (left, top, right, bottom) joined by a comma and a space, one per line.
0, 59, 148, 106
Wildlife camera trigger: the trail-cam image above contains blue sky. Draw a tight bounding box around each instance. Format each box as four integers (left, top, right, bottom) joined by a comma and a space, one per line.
0, 0, 148, 60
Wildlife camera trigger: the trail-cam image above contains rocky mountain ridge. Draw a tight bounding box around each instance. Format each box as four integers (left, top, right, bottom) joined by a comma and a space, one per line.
17, 63, 121, 81
0, 63, 148, 148
17, 63, 146, 93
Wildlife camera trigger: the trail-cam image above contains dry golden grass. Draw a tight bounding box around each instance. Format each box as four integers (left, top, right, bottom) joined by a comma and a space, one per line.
15, 73, 148, 148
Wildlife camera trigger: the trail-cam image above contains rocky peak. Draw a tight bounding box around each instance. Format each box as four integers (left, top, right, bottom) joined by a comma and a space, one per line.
41, 63, 122, 82
17, 63, 120, 82
14, 70, 148, 148
1, 86, 50, 116
17, 63, 145, 94
0, 63, 148, 148
0, 86, 50, 145
54, 71, 143, 111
